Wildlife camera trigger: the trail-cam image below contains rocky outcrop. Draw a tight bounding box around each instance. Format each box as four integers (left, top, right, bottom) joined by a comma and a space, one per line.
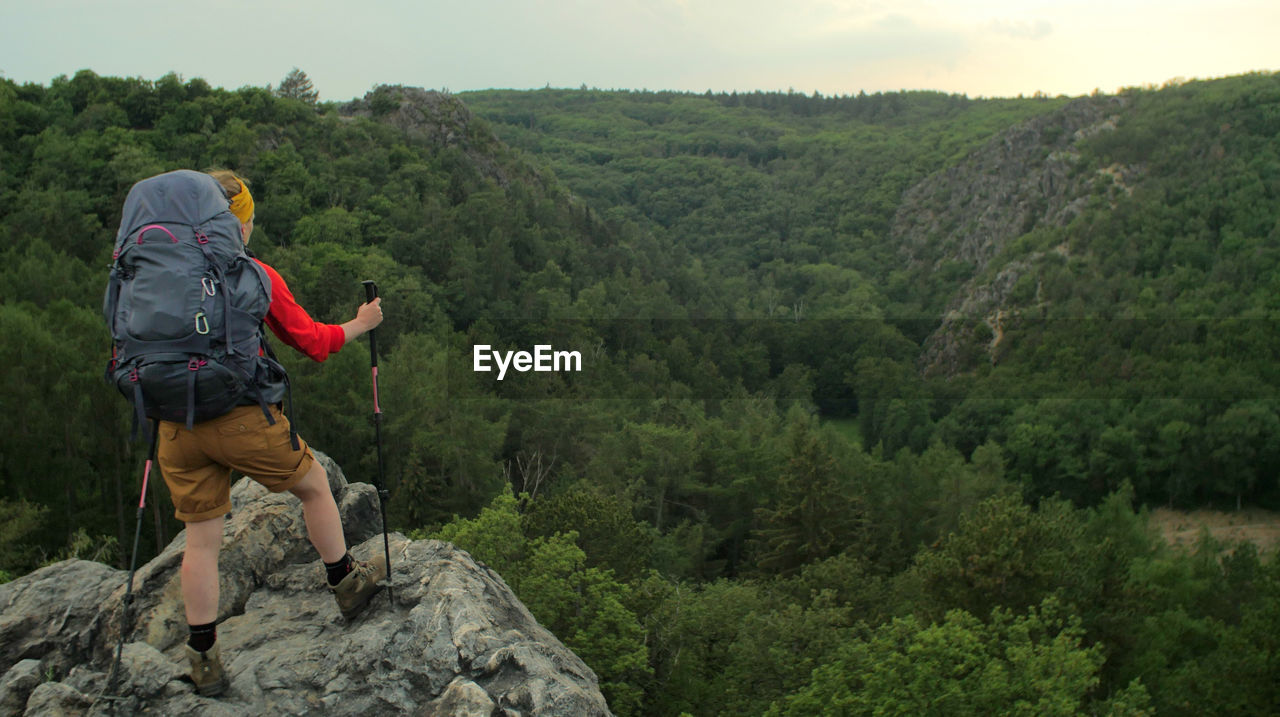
894, 96, 1129, 276
339, 86, 516, 189
891, 96, 1140, 376
0, 452, 611, 716
341, 86, 475, 147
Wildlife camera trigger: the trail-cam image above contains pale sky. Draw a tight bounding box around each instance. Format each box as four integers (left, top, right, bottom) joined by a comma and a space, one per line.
2, 0, 1276, 101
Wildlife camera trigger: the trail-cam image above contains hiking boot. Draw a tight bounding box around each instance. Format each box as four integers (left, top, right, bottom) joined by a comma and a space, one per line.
331, 554, 387, 620
184, 642, 230, 697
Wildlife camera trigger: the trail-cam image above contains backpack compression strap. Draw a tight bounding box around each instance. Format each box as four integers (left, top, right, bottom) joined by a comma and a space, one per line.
184, 358, 208, 430
259, 333, 301, 451
128, 368, 147, 441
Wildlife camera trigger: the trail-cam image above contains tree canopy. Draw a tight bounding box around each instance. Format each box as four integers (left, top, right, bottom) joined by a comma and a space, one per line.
2, 69, 1279, 715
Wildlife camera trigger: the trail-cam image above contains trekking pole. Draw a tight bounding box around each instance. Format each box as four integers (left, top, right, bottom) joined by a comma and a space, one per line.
362, 280, 393, 602
100, 419, 160, 703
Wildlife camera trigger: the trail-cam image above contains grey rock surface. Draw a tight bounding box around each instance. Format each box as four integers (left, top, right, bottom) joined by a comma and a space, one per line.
0, 659, 41, 716
0, 450, 611, 716
21, 682, 91, 717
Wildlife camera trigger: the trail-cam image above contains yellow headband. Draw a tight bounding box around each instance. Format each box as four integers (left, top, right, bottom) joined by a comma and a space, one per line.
228, 178, 255, 225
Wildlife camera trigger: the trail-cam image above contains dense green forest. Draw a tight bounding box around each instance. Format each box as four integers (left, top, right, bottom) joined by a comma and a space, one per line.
2, 69, 1279, 714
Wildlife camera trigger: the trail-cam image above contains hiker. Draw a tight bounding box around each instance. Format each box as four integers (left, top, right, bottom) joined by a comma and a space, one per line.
154, 171, 388, 695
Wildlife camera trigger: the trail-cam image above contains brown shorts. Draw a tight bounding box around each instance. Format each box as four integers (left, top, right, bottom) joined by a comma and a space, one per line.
157, 404, 314, 522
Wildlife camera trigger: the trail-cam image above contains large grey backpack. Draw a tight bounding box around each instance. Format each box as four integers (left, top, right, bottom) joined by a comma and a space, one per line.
103, 170, 295, 446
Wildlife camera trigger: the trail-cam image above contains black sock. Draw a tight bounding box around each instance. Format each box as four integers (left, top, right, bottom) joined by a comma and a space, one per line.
188, 621, 217, 653
325, 553, 354, 586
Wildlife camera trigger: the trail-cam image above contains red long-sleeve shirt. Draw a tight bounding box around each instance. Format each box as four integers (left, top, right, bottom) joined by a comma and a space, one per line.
255, 259, 346, 362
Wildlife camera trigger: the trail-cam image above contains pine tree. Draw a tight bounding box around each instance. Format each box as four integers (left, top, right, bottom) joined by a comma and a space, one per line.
752, 414, 863, 576
275, 67, 318, 104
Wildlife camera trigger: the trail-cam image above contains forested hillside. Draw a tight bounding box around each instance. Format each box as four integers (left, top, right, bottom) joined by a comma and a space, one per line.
2, 70, 1279, 715
467, 76, 1280, 511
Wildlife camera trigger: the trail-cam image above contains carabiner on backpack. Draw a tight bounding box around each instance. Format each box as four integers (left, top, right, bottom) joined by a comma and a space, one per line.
202, 277, 217, 297
195, 312, 210, 335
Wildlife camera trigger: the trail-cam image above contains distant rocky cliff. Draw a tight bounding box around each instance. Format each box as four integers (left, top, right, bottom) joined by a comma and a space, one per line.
0, 452, 611, 716
890, 96, 1139, 376
340, 86, 520, 190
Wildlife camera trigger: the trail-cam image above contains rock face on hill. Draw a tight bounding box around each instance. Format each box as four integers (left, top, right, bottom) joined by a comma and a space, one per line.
339, 85, 518, 189
0, 452, 611, 716
341, 86, 476, 147
894, 96, 1130, 276
890, 96, 1138, 376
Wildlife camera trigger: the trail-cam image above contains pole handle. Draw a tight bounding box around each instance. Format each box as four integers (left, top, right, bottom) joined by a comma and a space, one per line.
363, 280, 378, 303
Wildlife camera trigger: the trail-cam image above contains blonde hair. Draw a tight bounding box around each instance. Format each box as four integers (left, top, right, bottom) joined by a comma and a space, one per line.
206, 169, 247, 199
206, 169, 254, 224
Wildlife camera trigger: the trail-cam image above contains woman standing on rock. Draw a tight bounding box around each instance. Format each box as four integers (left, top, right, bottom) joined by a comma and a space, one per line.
154, 171, 389, 696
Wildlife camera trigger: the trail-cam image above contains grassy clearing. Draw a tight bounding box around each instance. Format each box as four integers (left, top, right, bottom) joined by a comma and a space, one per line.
824, 418, 863, 450
1150, 506, 1280, 557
